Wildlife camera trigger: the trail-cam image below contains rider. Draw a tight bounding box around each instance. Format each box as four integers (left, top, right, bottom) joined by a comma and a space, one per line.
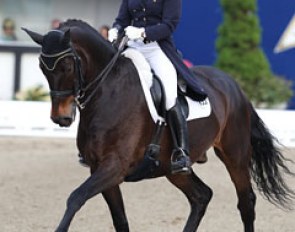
108, 0, 207, 174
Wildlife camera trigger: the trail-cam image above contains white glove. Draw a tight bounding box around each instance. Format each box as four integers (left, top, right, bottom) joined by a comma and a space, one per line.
108, 27, 118, 42
125, 26, 145, 40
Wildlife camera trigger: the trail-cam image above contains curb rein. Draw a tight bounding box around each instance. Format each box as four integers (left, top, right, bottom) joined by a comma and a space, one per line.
40, 36, 129, 110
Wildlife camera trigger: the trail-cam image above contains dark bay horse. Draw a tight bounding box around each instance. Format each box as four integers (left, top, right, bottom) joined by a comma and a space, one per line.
23, 20, 294, 232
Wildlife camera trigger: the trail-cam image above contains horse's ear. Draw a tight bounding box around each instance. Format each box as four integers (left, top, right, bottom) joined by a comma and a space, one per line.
21, 27, 43, 45
62, 29, 71, 45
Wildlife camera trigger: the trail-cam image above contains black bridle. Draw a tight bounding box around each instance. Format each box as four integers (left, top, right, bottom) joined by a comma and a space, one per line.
40, 36, 128, 110
39, 47, 85, 100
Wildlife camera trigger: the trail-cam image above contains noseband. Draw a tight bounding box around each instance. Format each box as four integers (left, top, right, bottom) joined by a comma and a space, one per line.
40, 36, 128, 110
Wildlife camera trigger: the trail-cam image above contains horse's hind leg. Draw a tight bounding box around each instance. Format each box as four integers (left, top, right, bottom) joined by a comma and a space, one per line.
214, 147, 256, 232
166, 171, 213, 232
102, 185, 129, 231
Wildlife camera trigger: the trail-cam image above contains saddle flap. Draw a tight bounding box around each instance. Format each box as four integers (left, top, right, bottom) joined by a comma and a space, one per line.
150, 75, 165, 118
123, 48, 211, 123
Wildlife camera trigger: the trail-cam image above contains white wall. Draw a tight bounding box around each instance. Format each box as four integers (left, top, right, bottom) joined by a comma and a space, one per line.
20, 53, 48, 90
0, 0, 120, 41
1, 102, 295, 148
0, 48, 48, 100
0, 52, 15, 100
0, 0, 121, 100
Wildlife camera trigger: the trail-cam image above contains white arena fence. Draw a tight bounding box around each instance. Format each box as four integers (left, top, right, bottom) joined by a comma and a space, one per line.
0, 101, 77, 138
1, 101, 295, 147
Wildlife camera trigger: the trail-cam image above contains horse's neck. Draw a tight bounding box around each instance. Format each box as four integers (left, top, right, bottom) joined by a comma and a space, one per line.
78, 58, 145, 129
74, 36, 115, 80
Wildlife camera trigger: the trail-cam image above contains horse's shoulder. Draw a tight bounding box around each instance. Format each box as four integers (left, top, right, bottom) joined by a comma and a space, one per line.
114, 56, 138, 77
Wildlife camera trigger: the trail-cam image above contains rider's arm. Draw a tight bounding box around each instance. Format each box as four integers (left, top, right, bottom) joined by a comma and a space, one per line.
145, 0, 181, 41
113, 0, 131, 33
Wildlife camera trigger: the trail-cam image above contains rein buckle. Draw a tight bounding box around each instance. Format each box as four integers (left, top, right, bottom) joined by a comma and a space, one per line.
75, 95, 86, 110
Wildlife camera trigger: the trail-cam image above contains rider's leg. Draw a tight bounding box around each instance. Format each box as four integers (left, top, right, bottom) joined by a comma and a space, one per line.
129, 41, 178, 109
137, 41, 192, 174
166, 100, 192, 174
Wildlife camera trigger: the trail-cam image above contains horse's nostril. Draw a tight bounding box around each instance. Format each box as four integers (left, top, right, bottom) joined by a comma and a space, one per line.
63, 117, 72, 124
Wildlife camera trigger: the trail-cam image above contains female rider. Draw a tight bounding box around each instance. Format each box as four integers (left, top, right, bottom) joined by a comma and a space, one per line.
108, 0, 207, 174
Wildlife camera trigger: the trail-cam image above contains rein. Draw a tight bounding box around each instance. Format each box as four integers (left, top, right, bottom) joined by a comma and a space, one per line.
40, 36, 128, 110
76, 36, 128, 109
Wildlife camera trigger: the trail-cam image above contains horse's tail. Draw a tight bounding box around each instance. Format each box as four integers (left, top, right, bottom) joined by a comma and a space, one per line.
250, 106, 295, 209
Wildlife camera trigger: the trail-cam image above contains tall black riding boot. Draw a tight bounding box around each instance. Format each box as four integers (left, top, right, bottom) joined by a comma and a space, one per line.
167, 101, 192, 174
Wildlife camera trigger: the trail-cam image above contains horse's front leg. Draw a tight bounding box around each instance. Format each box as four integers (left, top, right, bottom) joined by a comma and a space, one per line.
55, 157, 124, 232
103, 185, 129, 231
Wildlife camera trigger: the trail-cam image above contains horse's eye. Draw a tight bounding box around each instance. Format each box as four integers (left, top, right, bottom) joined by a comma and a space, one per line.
64, 60, 74, 73
65, 63, 72, 72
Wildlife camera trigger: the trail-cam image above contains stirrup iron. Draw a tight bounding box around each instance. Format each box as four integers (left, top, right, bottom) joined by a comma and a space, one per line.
171, 148, 192, 174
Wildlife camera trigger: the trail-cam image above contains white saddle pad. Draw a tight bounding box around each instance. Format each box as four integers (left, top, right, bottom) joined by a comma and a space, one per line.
123, 48, 211, 123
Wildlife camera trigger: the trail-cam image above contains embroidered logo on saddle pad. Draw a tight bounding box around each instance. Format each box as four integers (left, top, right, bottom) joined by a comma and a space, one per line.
123, 48, 211, 123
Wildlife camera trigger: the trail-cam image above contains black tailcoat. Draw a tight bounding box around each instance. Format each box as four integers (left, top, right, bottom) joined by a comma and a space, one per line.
113, 0, 207, 99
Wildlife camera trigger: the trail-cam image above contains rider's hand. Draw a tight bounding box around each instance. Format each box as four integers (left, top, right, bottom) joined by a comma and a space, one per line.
108, 28, 118, 43
125, 26, 145, 40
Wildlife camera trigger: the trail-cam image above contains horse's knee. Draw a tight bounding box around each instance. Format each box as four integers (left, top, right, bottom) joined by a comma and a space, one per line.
66, 188, 86, 212
201, 186, 213, 207
191, 184, 213, 209
198, 183, 212, 200
189, 175, 213, 207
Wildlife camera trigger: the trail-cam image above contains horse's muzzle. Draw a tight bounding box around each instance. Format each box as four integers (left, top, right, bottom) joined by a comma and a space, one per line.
50, 96, 76, 127
51, 115, 74, 127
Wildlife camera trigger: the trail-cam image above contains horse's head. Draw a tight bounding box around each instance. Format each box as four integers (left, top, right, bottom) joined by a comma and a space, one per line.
23, 28, 80, 127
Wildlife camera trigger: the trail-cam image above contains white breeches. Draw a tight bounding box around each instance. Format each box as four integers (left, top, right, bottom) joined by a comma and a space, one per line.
128, 40, 177, 110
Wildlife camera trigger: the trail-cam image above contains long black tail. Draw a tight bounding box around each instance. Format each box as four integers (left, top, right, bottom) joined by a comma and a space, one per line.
250, 106, 295, 209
